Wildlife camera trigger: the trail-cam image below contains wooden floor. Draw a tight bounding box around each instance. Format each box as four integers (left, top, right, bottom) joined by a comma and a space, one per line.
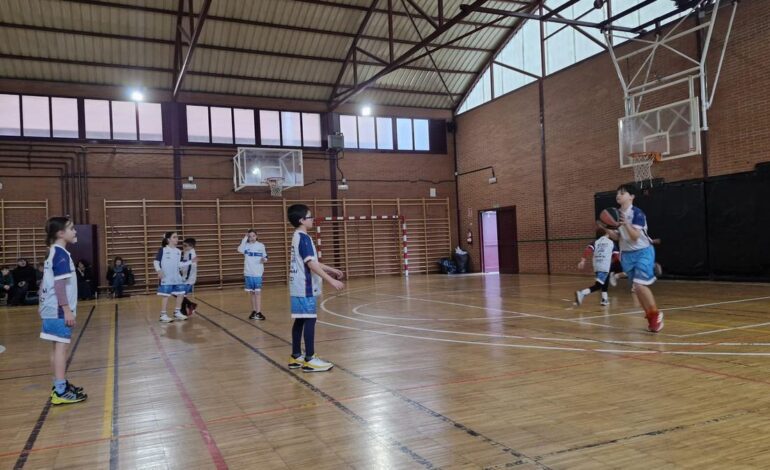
2, 274, 770, 469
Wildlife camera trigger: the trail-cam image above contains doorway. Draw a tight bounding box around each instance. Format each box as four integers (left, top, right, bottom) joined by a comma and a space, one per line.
479, 207, 519, 274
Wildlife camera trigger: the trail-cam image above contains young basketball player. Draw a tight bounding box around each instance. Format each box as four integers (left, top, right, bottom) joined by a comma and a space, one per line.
608, 184, 663, 332
287, 204, 344, 372
576, 228, 616, 306
39, 217, 87, 404
154, 231, 189, 323
180, 237, 198, 316
238, 229, 267, 320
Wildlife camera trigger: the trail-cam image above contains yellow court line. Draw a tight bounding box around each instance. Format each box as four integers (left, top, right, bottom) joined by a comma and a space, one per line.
101, 312, 115, 439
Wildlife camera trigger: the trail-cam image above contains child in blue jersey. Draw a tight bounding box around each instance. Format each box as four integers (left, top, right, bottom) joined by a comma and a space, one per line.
286, 204, 344, 372
575, 228, 616, 306
154, 231, 190, 323
238, 229, 268, 320
180, 238, 198, 317
39, 217, 87, 404
607, 184, 663, 332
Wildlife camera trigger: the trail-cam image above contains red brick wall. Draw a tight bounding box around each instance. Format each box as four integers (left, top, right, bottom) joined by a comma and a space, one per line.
456, 2, 770, 274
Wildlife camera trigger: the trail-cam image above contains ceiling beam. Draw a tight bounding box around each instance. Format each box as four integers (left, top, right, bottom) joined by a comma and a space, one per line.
59, 0, 494, 53
0, 53, 460, 97
330, 0, 494, 110
329, 0, 381, 103
172, 0, 211, 96
0, 22, 478, 75
460, 5, 639, 32
540, 0, 582, 21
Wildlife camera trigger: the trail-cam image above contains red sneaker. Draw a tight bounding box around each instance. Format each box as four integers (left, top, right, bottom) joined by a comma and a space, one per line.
646, 311, 664, 332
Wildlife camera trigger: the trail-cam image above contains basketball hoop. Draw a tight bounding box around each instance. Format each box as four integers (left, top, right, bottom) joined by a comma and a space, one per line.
628, 152, 662, 188
266, 177, 284, 197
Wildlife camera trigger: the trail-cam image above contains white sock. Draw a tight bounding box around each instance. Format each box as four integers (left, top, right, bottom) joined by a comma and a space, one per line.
581, 289, 591, 295
601, 293, 608, 300
160, 311, 167, 315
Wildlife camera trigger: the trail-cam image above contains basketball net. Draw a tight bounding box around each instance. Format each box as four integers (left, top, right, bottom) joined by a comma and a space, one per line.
266, 177, 284, 197
628, 152, 661, 189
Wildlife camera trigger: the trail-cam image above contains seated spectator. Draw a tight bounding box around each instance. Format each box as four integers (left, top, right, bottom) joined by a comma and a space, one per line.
1, 266, 13, 303
76, 260, 95, 300
107, 257, 133, 298
9, 258, 37, 306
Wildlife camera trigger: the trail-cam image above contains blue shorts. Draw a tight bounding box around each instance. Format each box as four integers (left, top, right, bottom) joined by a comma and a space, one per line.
595, 271, 609, 285
40, 318, 72, 344
620, 246, 657, 286
245, 276, 263, 292
183, 284, 194, 295
291, 296, 317, 318
157, 284, 187, 297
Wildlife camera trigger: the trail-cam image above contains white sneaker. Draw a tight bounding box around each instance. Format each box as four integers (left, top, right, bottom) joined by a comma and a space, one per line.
159, 313, 174, 323
174, 311, 188, 321
609, 273, 618, 287
575, 290, 586, 306
302, 354, 333, 372
600, 298, 609, 306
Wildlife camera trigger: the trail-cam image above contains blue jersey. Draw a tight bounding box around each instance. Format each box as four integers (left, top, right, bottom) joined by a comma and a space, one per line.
39, 245, 77, 319
289, 230, 321, 298
618, 205, 652, 252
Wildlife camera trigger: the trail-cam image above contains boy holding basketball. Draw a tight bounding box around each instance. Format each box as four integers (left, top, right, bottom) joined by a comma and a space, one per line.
286, 204, 344, 372
607, 184, 663, 332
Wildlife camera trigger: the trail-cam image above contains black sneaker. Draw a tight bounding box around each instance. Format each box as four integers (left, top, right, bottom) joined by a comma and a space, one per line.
51, 381, 84, 394
248, 311, 266, 320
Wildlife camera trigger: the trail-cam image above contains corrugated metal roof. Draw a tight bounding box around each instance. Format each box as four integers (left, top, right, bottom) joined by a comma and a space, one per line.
0, 0, 539, 109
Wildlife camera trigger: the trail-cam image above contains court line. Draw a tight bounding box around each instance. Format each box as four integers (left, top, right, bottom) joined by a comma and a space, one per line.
579, 295, 770, 320
149, 325, 228, 470
109, 306, 120, 470
101, 306, 116, 440
14, 305, 97, 470
195, 297, 551, 470
193, 310, 437, 470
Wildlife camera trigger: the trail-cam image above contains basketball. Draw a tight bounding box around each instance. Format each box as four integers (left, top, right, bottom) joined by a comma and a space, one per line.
599, 207, 622, 229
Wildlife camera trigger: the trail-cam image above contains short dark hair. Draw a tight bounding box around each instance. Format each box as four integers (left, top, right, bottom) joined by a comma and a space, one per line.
287, 204, 310, 228
183, 237, 196, 247
161, 231, 176, 247
113, 256, 124, 265
596, 228, 607, 239
617, 184, 637, 197
45, 217, 72, 246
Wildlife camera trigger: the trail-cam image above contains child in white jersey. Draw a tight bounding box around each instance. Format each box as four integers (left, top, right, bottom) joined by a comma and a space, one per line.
575, 228, 616, 306
238, 229, 268, 320
154, 231, 190, 323
286, 204, 344, 373
180, 237, 198, 316
39, 217, 87, 404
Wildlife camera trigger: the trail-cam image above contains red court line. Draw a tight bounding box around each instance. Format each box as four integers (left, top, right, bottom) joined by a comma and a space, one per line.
149, 326, 228, 470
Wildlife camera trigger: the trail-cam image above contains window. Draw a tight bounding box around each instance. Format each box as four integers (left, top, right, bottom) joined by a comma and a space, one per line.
186, 105, 210, 143
281, 112, 302, 147
259, 110, 280, 146
301, 113, 321, 147
52, 98, 78, 138
376, 117, 393, 150
0, 94, 21, 136
357, 116, 376, 149
137, 102, 163, 141
413, 119, 429, 151
111, 101, 137, 140
210, 107, 233, 144
85, 99, 111, 139
234, 108, 255, 145
396, 118, 413, 151
340, 115, 358, 148
22, 95, 50, 137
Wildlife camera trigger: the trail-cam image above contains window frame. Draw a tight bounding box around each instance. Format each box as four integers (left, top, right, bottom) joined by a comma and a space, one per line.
336, 114, 436, 154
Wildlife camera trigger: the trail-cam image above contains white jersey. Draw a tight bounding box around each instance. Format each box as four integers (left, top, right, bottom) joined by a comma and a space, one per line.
289, 230, 321, 298
592, 236, 614, 273
618, 205, 652, 252
39, 245, 77, 319
181, 248, 197, 285
154, 246, 185, 285
238, 238, 268, 277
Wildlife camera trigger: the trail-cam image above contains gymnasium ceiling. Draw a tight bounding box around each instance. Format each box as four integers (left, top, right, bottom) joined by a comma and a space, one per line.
0, 0, 541, 110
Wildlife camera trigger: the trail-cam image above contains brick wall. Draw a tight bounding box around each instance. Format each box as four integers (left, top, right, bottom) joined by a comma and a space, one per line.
456, 1, 770, 274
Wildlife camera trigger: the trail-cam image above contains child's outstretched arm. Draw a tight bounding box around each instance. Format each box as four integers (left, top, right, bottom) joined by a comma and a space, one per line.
307, 260, 344, 290
237, 235, 248, 254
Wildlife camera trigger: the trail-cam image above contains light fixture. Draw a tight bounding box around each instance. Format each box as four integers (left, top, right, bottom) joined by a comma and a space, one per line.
337, 178, 349, 191
361, 105, 372, 116
182, 176, 197, 190
251, 167, 261, 176
130, 89, 145, 101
